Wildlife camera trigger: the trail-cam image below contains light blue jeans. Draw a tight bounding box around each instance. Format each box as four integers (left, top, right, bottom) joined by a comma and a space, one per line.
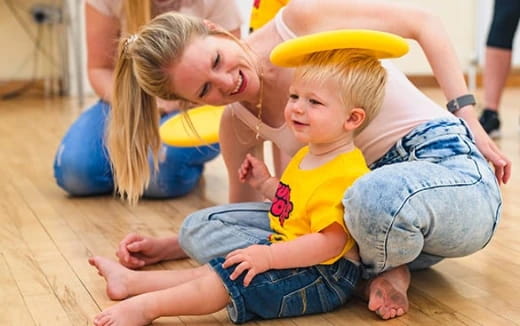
53, 100, 220, 197
179, 117, 502, 279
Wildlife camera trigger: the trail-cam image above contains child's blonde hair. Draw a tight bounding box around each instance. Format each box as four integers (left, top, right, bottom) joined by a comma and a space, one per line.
294, 49, 387, 134
107, 12, 231, 205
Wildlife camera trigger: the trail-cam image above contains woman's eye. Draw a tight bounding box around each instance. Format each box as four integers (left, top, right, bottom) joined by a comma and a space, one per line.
213, 53, 220, 68
199, 83, 210, 98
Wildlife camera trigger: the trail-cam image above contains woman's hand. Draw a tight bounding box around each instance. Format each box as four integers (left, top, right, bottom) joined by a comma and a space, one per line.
458, 108, 512, 184
471, 122, 511, 184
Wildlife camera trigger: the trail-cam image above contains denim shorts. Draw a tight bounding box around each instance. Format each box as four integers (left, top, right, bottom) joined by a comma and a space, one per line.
209, 256, 360, 324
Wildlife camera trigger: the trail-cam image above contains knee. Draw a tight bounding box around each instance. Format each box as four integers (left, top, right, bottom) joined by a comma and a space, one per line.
178, 210, 212, 263
53, 143, 113, 196
343, 176, 395, 239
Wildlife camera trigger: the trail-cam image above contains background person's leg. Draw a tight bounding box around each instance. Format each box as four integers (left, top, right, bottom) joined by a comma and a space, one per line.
53, 100, 113, 196
480, 0, 520, 137
143, 112, 220, 198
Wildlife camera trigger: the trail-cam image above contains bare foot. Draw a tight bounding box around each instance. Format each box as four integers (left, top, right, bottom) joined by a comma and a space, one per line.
93, 295, 154, 326
367, 265, 410, 320
89, 256, 132, 300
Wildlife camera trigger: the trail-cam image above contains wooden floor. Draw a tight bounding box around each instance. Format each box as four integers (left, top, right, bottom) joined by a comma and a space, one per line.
0, 87, 519, 326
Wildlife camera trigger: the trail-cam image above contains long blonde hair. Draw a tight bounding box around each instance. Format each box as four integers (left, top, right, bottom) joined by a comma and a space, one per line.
108, 12, 231, 205
294, 49, 387, 134
124, 0, 152, 34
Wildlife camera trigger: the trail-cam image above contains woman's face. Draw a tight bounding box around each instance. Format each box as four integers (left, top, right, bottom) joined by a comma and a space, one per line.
168, 35, 261, 106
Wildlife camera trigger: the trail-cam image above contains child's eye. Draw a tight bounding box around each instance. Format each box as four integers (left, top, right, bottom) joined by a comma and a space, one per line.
288, 93, 299, 100
309, 99, 322, 105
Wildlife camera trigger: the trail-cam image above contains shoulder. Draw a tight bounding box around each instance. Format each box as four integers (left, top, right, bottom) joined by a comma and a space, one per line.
86, 0, 121, 18
195, 0, 243, 29
282, 0, 351, 35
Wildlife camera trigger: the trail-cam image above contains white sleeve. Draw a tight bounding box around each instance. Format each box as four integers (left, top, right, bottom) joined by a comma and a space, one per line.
201, 0, 244, 31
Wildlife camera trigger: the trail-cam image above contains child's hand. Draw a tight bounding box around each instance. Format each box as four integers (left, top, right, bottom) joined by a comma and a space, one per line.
223, 245, 273, 286
238, 153, 271, 189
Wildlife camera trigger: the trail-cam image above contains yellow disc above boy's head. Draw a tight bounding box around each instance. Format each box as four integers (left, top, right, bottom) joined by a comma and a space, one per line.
270, 29, 409, 67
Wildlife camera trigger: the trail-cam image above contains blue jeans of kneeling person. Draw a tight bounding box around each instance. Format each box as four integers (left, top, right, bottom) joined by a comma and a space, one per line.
209, 255, 360, 324
179, 117, 502, 279
53, 100, 220, 197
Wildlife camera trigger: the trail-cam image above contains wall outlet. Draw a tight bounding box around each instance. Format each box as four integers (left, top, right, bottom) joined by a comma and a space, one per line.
30, 3, 62, 24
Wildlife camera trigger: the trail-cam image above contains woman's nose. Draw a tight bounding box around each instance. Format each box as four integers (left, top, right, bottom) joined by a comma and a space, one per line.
212, 73, 234, 92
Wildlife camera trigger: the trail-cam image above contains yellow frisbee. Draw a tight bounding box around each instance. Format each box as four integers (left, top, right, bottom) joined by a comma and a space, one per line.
270, 29, 409, 67
160, 105, 225, 147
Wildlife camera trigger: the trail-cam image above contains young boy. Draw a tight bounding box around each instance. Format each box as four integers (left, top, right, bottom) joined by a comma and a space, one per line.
89, 48, 386, 325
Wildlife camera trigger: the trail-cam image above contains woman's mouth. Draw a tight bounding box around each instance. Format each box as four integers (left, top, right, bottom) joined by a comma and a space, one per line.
230, 71, 246, 95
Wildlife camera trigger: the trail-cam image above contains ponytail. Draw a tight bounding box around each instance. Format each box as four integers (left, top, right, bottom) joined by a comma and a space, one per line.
107, 37, 160, 205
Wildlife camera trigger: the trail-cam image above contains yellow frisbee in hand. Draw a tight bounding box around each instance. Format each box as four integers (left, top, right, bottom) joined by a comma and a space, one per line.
270, 29, 409, 67
160, 105, 225, 147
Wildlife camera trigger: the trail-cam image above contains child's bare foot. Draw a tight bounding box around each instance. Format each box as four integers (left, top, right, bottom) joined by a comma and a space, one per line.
89, 256, 132, 300
367, 265, 410, 319
93, 295, 154, 326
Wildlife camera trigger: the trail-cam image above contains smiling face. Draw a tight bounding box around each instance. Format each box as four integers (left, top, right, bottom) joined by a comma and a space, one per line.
168, 35, 261, 106
284, 77, 351, 145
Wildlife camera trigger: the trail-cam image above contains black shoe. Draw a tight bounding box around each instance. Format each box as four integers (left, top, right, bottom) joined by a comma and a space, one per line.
479, 108, 501, 138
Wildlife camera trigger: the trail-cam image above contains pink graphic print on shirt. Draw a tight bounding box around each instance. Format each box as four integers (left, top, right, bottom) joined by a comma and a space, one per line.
270, 182, 293, 226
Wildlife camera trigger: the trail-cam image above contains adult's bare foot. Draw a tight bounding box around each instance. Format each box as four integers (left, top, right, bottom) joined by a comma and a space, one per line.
367, 265, 410, 319
89, 256, 132, 300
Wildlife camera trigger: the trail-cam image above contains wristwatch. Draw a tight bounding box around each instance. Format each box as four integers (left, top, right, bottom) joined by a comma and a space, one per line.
446, 94, 476, 114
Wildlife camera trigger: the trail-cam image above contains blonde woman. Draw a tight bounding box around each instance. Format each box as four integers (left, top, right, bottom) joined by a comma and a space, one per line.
53, 0, 242, 197
109, 0, 508, 319
90, 48, 384, 326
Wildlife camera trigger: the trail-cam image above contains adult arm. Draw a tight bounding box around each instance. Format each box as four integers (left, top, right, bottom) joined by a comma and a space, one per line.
85, 3, 120, 103
220, 107, 266, 202
283, 0, 511, 183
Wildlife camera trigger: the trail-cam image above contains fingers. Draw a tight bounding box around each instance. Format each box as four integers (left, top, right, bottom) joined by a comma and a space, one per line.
116, 233, 146, 268
224, 251, 254, 285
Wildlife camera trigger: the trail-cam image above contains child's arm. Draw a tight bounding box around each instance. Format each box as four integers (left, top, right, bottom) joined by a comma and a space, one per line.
238, 153, 279, 201
223, 222, 347, 286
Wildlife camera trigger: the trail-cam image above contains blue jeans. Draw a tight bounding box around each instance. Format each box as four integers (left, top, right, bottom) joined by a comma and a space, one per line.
344, 117, 502, 278
209, 256, 360, 324
179, 117, 502, 279
53, 100, 220, 197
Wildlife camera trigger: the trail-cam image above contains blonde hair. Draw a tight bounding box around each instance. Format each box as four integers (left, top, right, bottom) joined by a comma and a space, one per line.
293, 49, 387, 134
124, 0, 152, 34
108, 12, 231, 205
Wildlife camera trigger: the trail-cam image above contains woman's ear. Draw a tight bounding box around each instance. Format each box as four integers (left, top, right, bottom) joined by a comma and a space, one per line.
344, 107, 366, 131
203, 19, 220, 32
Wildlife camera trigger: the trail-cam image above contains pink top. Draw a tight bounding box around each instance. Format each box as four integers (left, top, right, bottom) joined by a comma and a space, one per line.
232, 8, 451, 165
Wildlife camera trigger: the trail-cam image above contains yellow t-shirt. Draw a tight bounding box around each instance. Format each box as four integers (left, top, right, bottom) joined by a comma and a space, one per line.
268, 146, 369, 264
249, 0, 290, 31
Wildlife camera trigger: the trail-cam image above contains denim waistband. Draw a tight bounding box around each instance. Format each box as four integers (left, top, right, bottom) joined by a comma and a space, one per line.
371, 117, 476, 169
400, 117, 473, 148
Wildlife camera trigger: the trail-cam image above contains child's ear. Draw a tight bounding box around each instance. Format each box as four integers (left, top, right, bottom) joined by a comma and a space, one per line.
344, 108, 366, 131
